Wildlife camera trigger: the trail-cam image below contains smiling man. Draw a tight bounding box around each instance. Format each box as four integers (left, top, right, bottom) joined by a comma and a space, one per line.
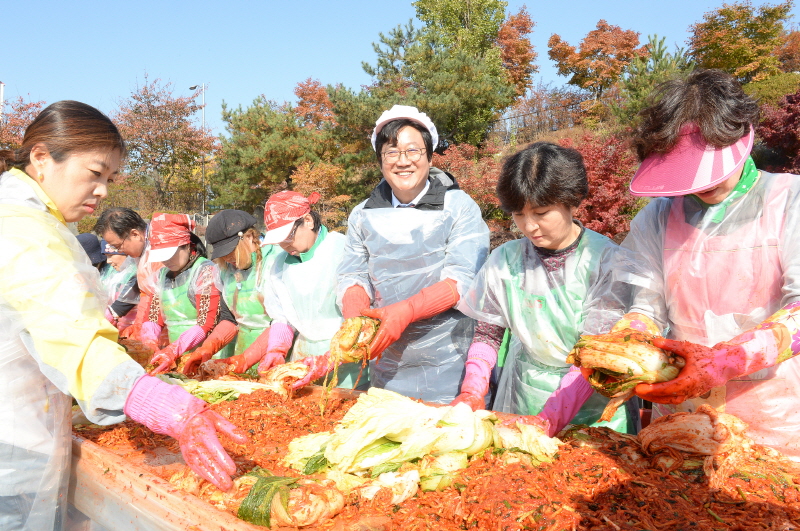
302, 105, 491, 404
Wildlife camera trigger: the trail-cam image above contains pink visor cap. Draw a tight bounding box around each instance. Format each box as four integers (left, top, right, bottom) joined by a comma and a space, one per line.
629, 123, 754, 197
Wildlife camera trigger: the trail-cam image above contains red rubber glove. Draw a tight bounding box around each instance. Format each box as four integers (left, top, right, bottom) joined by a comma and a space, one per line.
636, 335, 771, 404
182, 321, 238, 376
450, 342, 496, 411
124, 375, 248, 491
119, 322, 141, 340
361, 279, 459, 359
291, 352, 337, 389
342, 285, 371, 319
150, 344, 180, 375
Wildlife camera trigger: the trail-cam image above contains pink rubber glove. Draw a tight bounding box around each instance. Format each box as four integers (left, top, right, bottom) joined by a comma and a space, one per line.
150, 344, 181, 375
361, 279, 459, 359
104, 308, 122, 330
450, 342, 496, 411
174, 325, 208, 355
124, 375, 248, 490
291, 352, 337, 389
140, 321, 162, 344
537, 366, 594, 436
637, 302, 800, 404
256, 322, 294, 374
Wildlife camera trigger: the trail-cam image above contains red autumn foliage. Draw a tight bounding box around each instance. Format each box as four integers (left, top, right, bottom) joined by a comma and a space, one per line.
432, 141, 503, 216
560, 132, 640, 238
0, 96, 46, 149
497, 6, 538, 97
776, 30, 800, 73
757, 89, 800, 174
294, 78, 337, 129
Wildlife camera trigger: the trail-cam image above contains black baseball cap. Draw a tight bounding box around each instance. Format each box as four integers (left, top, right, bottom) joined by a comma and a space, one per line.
206, 210, 258, 259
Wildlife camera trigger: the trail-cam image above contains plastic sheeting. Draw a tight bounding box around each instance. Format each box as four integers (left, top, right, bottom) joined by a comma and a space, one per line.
154, 258, 222, 345
219, 247, 278, 355
263, 231, 367, 389
100, 258, 139, 328
459, 231, 631, 432
337, 176, 489, 403
584, 171, 800, 459
0, 169, 144, 529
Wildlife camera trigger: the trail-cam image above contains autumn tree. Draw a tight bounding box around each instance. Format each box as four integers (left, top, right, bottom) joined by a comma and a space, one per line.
548, 20, 647, 100
757, 87, 800, 173
497, 6, 538, 97
113, 77, 215, 201
0, 96, 46, 149
775, 29, 800, 72
561, 131, 641, 237
613, 35, 695, 126
687, 0, 793, 83
432, 140, 503, 217
413, 0, 507, 54
213, 95, 337, 210
744, 71, 800, 104
290, 162, 351, 229
294, 78, 337, 129
491, 82, 590, 145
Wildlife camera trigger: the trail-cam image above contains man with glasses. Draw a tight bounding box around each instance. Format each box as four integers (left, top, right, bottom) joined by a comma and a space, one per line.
294, 105, 490, 403
94, 207, 164, 342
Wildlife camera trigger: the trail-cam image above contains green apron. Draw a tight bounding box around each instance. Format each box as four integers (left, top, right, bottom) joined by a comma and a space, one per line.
159, 257, 234, 358
220, 247, 278, 356
465, 232, 633, 433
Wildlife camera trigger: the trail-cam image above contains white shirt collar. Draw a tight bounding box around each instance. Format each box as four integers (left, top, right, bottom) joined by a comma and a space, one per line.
391, 180, 430, 208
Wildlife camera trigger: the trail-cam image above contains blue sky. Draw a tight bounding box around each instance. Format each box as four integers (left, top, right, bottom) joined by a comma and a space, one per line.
4, 0, 797, 135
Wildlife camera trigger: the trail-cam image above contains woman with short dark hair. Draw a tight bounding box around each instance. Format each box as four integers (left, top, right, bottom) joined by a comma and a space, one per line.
451, 142, 630, 435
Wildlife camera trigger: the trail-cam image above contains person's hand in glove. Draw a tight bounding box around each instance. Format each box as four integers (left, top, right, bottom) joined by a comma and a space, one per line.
636, 302, 800, 404
361, 278, 459, 359
256, 322, 294, 375
182, 321, 238, 376
119, 322, 141, 340
535, 366, 594, 436
291, 353, 337, 389
124, 375, 248, 491
149, 344, 181, 375
579, 312, 661, 384
341, 285, 371, 319
450, 342, 496, 411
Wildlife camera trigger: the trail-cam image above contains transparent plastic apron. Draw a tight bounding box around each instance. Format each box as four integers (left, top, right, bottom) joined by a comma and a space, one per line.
159, 257, 233, 358
221, 251, 273, 356
491, 236, 631, 433
272, 235, 368, 390
660, 191, 800, 458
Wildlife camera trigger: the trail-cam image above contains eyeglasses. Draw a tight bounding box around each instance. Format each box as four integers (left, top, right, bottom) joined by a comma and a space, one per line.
381, 148, 426, 163
281, 219, 303, 244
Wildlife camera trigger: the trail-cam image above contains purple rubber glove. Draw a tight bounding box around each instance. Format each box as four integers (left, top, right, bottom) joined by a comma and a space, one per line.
257, 322, 294, 374
538, 365, 594, 437
174, 325, 208, 355
124, 375, 249, 490
291, 352, 338, 389
451, 342, 496, 411
140, 321, 162, 343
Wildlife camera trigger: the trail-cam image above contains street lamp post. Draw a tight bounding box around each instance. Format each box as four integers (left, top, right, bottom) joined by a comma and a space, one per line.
189, 83, 206, 213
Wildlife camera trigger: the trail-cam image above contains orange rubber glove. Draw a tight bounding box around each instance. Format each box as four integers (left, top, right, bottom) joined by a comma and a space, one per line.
182, 320, 239, 376
342, 285, 371, 319
217, 328, 272, 375
361, 278, 459, 359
